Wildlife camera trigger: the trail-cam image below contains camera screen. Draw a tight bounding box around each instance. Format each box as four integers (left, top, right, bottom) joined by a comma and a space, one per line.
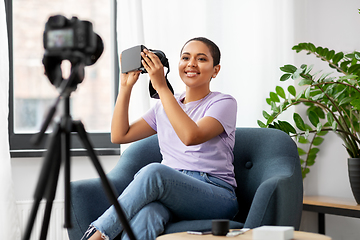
47, 29, 74, 49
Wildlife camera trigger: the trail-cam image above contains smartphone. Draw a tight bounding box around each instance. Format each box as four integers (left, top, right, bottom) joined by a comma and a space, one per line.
121, 45, 147, 73
187, 231, 212, 235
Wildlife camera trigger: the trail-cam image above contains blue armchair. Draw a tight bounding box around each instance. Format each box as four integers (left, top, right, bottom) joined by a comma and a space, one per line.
68, 128, 303, 239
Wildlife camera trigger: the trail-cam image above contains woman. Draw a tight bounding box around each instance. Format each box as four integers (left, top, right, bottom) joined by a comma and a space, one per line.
85, 37, 238, 240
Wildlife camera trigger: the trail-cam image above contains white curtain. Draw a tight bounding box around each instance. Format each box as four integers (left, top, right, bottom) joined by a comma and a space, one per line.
0, 2, 21, 239
117, 0, 295, 129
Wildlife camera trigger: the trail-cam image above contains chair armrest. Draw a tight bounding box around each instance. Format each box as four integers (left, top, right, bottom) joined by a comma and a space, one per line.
244, 172, 303, 230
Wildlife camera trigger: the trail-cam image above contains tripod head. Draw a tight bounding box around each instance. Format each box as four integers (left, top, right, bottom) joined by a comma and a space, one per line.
31, 62, 85, 146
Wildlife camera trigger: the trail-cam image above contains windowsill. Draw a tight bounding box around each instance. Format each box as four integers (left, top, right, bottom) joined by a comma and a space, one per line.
10, 148, 120, 158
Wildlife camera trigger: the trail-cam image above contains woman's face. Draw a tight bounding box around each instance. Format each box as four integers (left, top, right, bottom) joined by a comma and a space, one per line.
178, 40, 220, 90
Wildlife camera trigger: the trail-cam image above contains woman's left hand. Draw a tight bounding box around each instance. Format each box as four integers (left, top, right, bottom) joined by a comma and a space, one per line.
141, 49, 167, 92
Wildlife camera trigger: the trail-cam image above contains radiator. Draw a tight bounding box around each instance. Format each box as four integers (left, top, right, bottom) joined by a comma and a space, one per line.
17, 200, 69, 240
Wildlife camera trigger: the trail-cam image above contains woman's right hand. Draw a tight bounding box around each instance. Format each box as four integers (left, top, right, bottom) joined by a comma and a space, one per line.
120, 53, 141, 88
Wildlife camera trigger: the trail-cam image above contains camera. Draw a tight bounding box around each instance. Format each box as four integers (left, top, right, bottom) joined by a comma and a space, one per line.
121, 45, 173, 98
121, 45, 168, 74
43, 15, 103, 66
42, 15, 103, 88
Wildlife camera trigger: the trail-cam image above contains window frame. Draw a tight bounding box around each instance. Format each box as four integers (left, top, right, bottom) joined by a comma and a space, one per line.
5, 0, 120, 158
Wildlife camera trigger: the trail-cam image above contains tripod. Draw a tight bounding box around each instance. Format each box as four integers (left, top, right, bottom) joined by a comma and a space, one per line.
22, 64, 136, 240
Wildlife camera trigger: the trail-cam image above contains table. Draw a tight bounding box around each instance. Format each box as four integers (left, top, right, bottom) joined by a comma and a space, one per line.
303, 196, 360, 234
157, 230, 331, 240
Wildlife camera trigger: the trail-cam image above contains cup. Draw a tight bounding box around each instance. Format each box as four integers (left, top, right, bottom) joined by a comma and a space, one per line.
212, 219, 229, 236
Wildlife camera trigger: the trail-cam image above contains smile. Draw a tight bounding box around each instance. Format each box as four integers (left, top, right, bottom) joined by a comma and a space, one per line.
185, 71, 199, 77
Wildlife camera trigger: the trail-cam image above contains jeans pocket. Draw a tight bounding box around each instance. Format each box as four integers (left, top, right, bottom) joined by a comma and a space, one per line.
203, 173, 235, 194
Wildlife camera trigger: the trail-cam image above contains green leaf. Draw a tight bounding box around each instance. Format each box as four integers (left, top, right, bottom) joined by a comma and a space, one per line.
356, 53, 360, 60
340, 61, 351, 71
305, 124, 313, 131
322, 48, 329, 58
339, 97, 356, 106
332, 52, 344, 64
326, 50, 335, 60
317, 131, 328, 136
287, 94, 293, 104
271, 101, 279, 113
302, 167, 310, 179
308, 111, 319, 127
270, 92, 280, 103
298, 79, 312, 86
296, 89, 304, 101
257, 120, 266, 128
350, 99, 360, 110
307, 154, 316, 166
308, 43, 316, 52
332, 121, 338, 131
305, 64, 314, 75
266, 115, 275, 125
316, 46, 323, 55
280, 73, 291, 82
305, 86, 311, 99
293, 113, 306, 131
318, 72, 333, 82
280, 64, 297, 73
262, 110, 271, 120
313, 137, 324, 146
333, 87, 347, 100
309, 148, 320, 155
337, 74, 358, 81
298, 136, 309, 144
298, 148, 307, 156
327, 112, 334, 125
316, 122, 323, 133
278, 120, 296, 134
292, 66, 305, 80
314, 107, 325, 119
266, 98, 271, 105
349, 64, 360, 74
276, 86, 286, 99
288, 85, 296, 97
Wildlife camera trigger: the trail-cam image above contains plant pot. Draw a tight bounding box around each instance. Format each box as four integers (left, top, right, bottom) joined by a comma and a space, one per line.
348, 158, 360, 204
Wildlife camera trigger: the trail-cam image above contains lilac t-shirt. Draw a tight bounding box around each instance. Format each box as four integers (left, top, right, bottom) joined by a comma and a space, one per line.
142, 91, 237, 187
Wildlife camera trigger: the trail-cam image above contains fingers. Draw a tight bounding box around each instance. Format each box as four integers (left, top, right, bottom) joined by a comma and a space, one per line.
141, 49, 162, 71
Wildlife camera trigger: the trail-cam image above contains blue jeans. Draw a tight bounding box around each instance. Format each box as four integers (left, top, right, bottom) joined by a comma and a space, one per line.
83, 163, 238, 240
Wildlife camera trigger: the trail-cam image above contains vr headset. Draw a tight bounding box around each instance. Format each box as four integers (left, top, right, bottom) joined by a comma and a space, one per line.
121, 45, 174, 99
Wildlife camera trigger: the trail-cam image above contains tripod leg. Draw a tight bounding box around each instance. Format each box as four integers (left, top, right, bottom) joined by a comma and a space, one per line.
62, 115, 72, 229
39, 136, 62, 240
73, 121, 137, 240
22, 124, 62, 240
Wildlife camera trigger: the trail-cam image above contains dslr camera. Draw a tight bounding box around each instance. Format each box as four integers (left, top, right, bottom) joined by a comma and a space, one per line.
43, 15, 103, 66
42, 15, 103, 88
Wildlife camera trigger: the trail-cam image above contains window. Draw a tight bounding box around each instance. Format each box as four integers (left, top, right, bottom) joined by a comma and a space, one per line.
6, 0, 120, 157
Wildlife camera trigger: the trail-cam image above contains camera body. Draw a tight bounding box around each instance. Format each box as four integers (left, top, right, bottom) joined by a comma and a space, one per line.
43, 15, 103, 66
42, 15, 103, 88
121, 45, 168, 73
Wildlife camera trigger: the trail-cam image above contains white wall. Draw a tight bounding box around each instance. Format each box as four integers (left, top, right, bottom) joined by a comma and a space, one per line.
11, 155, 119, 202
293, 1, 360, 239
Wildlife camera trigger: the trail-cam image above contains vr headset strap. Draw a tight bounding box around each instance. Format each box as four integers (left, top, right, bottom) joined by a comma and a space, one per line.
149, 65, 174, 99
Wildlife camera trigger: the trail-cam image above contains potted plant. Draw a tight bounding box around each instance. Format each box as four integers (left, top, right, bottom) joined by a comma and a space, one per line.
258, 42, 360, 203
